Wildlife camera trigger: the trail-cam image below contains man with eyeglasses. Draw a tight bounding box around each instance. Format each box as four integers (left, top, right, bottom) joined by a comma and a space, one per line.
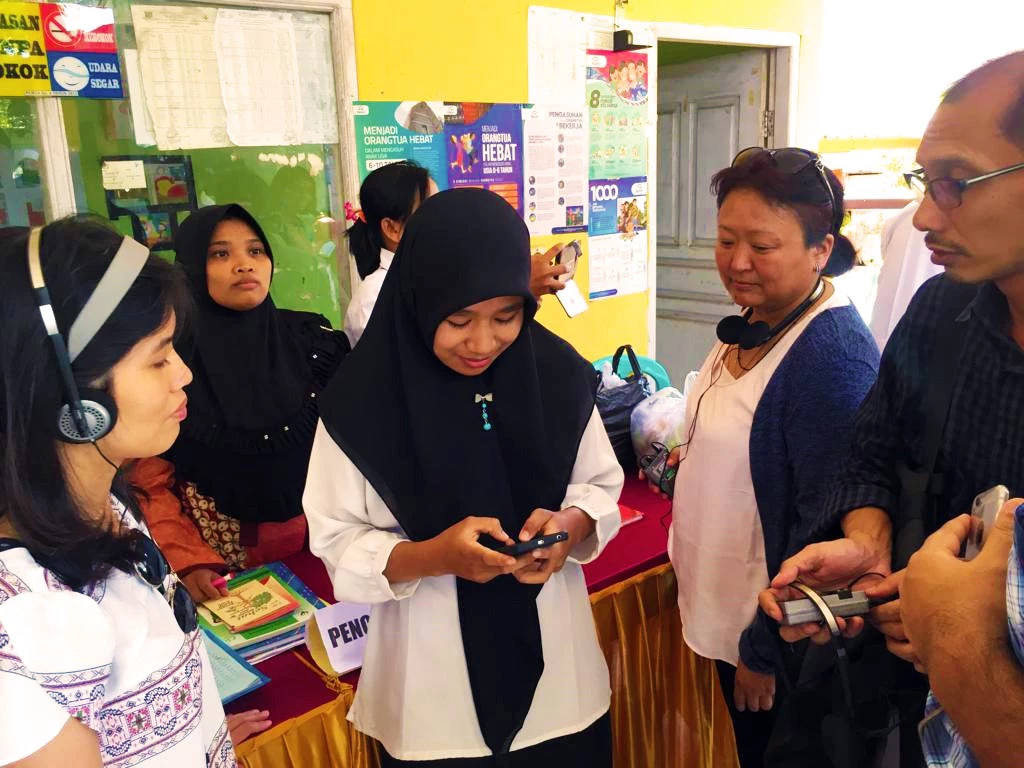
759, 51, 1024, 767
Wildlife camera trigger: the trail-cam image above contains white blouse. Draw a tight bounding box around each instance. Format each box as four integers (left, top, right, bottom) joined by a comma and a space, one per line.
304, 408, 623, 761
670, 290, 850, 666
0, 498, 234, 767
343, 248, 394, 348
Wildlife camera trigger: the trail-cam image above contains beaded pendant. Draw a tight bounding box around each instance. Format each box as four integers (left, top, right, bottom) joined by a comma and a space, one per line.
475, 393, 493, 431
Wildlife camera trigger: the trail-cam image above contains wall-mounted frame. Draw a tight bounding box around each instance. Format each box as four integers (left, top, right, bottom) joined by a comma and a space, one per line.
102, 153, 197, 251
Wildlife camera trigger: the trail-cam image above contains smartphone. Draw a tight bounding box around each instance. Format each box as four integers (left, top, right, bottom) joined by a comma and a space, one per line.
486, 531, 569, 556
555, 241, 582, 282
964, 484, 1010, 560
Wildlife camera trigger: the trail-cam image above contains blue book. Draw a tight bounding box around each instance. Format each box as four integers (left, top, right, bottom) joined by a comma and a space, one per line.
201, 629, 270, 704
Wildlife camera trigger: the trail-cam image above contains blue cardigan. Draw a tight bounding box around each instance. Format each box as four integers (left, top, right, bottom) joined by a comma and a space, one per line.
736, 304, 879, 673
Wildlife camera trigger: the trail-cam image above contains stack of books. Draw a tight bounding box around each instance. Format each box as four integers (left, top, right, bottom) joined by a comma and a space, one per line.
198, 561, 326, 664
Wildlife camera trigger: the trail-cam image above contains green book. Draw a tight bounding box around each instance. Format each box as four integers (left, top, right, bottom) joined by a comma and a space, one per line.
197, 561, 325, 651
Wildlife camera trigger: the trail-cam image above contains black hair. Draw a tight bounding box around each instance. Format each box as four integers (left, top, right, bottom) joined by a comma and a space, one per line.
943, 51, 1024, 150
711, 152, 857, 277
347, 160, 431, 279
0, 217, 191, 589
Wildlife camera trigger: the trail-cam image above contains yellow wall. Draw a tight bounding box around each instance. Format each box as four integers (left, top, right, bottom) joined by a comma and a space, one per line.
351, 0, 822, 361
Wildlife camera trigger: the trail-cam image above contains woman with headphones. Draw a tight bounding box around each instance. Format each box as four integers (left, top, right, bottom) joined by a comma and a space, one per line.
0, 219, 235, 767
650, 149, 879, 766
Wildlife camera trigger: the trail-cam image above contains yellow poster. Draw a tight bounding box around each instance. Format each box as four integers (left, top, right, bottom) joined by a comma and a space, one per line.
0, 2, 49, 96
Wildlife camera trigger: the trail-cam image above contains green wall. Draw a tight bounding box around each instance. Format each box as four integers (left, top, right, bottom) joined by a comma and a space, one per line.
658, 42, 751, 68
62, 98, 345, 327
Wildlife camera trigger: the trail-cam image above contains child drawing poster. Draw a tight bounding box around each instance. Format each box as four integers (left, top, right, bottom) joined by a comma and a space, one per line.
586, 50, 648, 180
444, 103, 523, 214
353, 101, 449, 187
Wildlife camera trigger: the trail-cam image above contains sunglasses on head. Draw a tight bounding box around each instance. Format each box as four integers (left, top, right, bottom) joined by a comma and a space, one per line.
731, 147, 841, 232
130, 531, 198, 634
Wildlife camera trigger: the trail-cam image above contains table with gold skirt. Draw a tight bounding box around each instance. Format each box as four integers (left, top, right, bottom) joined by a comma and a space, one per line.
235, 563, 739, 768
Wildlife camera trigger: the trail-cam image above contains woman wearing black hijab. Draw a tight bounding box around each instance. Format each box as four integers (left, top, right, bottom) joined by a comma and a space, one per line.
305, 188, 623, 766
131, 204, 349, 604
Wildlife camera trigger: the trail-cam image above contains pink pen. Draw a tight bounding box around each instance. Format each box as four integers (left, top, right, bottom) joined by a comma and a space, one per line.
211, 573, 235, 589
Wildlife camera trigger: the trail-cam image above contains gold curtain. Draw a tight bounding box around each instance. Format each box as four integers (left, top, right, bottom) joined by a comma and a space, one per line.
589, 563, 740, 768
235, 685, 380, 768
237, 563, 738, 768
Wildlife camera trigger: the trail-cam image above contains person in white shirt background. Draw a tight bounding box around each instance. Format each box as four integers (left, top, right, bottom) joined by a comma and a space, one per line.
868, 200, 943, 350
305, 188, 623, 766
343, 161, 437, 347
0, 219, 235, 767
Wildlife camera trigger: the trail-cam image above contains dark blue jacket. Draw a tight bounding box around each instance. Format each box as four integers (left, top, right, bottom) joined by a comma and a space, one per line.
737, 304, 879, 673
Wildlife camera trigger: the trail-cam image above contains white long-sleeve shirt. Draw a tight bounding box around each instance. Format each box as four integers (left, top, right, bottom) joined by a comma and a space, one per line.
343, 248, 394, 348
303, 408, 623, 760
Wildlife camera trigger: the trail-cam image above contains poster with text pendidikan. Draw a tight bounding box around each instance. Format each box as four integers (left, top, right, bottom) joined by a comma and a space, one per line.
352, 101, 449, 187
586, 50, 647, 181
522, 105, 588, 236
444, 103, 523, 215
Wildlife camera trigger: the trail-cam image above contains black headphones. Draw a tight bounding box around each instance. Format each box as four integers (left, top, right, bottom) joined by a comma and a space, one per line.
716, 278, 825, 350
27, 226, 149, 444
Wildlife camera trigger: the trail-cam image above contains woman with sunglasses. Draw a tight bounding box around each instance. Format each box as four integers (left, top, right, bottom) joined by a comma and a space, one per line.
0, 220, 236, 767
651, 148, 880, 766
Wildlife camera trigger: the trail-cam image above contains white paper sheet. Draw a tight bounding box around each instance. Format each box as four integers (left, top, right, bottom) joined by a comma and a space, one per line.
123, 49, 156, 147
588, 232, 648, 299
522, 105, 588, 236
291, 12, 340, 144
215, 9, 302, 147
130, 5, 230, 150
527, 7, 589, 106
101, 160, 146, 191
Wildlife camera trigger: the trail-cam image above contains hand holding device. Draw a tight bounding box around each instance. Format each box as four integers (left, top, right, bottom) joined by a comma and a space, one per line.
555, 240, 582, 282
484, 531, 569, 556
964, 484, 1010, 561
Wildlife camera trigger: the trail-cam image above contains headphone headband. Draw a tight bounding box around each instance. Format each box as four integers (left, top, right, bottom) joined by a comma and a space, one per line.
27, 226, 148, 443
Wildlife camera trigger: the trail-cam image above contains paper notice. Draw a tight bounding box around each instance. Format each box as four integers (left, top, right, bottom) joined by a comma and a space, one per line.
130, 5, 230, 150
588, 232, 648, 300
291, 12, 339, 144
101, 160, 146, 191
522, 105, 588, 236
122, 49, 156, 146
214, 9, 302, 147
528, 7, 588, 106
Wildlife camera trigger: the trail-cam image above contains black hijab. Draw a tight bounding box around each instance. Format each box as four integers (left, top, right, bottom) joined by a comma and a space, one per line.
320, 188, 597, 755
170, 205, 331, 523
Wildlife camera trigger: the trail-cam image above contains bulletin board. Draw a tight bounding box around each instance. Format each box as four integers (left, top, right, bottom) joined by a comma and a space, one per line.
352, 50, 651, 309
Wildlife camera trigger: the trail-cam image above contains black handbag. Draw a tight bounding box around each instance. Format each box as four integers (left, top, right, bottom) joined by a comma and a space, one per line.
594, 345, 651, 473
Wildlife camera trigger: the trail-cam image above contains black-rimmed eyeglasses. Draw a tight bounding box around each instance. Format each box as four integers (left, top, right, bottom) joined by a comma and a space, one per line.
904, 162, 1024, 210
732, 146, 840, 231
130, 531, 198, 634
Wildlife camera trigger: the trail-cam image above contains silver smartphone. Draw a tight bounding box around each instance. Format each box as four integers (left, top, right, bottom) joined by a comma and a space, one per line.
964, 484, 1010, 561
556, 240, 582, 282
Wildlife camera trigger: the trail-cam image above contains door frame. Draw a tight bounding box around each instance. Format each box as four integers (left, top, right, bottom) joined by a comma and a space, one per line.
35, 0, 360, 227
646, 23, 800, 356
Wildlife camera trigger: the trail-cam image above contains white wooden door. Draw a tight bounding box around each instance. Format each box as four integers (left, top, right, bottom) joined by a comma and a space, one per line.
655, 50, 770, 382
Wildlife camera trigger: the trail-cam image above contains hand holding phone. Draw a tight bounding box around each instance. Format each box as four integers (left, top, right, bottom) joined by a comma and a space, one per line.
486, 531, 569, 556
964, 484, 1010, 560
555, 240, 582, 283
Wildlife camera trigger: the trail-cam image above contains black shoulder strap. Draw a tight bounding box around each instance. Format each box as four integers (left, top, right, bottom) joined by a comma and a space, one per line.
893, 281, 977, 568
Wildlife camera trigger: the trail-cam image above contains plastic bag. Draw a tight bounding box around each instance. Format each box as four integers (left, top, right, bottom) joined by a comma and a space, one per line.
630, 387, 689, 461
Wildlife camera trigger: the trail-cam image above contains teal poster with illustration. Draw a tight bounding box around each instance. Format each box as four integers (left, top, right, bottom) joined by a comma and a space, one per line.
586, 50, 647, 180
352, 101, 449, 188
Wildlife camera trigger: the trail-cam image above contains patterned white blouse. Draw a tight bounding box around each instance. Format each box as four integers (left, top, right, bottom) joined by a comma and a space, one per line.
0, 497, 235, 767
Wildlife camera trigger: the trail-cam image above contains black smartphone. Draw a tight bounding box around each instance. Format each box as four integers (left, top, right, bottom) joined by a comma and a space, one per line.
485, 531, 569, 556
